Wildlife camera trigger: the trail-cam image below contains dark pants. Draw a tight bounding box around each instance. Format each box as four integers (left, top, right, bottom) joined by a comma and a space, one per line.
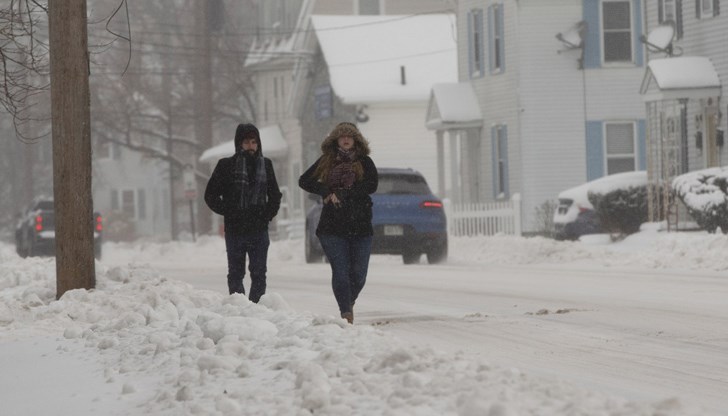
318, 234, 372, 314
224, 230, 270, 302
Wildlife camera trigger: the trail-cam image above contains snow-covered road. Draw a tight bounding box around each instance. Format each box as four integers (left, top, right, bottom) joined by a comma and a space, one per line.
147, 255, 728, 414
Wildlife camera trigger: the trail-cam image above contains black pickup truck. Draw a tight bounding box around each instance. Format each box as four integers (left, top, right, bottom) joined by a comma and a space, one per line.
14, 198, 103, 259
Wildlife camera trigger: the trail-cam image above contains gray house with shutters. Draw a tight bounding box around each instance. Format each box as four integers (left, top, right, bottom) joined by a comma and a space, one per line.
427, 0, 650, 232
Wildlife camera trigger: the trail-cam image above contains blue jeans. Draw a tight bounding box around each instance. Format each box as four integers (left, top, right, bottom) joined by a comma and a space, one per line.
225, 230, 270, 302
318, 234, 372, 314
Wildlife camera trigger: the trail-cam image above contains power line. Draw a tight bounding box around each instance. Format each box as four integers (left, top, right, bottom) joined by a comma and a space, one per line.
94, 8, 456, 41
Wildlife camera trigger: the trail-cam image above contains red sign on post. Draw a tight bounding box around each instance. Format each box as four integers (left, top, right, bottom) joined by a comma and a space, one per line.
183, 167, 197, 200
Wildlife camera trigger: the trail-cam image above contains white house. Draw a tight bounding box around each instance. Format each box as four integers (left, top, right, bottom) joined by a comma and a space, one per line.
640, 0, 725, 225
430, 0, 649, 233
92, 140, 172, 241
305, 13, 458, 194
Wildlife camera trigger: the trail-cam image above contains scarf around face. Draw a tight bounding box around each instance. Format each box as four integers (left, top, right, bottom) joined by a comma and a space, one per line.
327, 148, 357, 190
234, 151, 268, 209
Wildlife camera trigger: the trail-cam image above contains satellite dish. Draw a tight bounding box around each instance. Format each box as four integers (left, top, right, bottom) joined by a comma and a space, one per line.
640, 23, 675, 56
556, 21, 586, 50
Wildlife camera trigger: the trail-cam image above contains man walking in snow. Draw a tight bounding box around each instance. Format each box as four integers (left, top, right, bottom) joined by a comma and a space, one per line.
204, 123, 282, 301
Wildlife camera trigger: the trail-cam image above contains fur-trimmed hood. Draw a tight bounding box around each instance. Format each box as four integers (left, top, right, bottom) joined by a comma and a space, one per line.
321, 122, 370, 156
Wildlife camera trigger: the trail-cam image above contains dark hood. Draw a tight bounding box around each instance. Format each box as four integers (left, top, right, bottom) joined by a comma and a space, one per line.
234, 123, 262, 156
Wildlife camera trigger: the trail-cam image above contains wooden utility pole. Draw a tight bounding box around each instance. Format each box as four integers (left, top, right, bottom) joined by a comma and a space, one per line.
48, 0, 96, 298
194, 0, 214, 234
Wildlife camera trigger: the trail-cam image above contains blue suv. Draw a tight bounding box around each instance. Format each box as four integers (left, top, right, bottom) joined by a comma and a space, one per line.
305, 168, 448, 264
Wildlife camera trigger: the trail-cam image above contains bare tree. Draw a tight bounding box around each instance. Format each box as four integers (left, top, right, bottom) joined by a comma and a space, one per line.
1, 0, 258, 242
49, 0, 95, 297
87, 0, 257, 237
0, 0, 50, 138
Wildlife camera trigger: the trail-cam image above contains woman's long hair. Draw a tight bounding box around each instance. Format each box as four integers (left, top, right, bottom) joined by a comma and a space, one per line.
313, 122, 371, 182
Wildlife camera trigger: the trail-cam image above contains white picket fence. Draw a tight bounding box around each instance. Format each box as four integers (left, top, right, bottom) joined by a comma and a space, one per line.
444, 193, 522, 237
275, 193, 522, 240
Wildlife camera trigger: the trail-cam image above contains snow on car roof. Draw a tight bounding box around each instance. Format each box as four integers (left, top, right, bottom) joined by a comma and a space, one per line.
558, 171, 648, 208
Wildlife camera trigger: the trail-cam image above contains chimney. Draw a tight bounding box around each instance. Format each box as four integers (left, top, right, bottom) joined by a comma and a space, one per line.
400, 66, 406, 85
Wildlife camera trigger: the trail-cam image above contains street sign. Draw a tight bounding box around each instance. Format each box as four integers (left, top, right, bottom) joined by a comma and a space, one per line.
183, 166, 197, 200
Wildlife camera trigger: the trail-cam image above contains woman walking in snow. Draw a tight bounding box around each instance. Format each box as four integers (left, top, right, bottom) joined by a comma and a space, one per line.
298, 122, 378, 324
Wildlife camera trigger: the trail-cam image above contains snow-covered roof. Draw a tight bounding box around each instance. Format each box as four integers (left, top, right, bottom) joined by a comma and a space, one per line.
310, 14, 457, 104
245, 36, 298, 67
198, 125, 288, 164
425, 83, 482, 130
640, 56, 721, 101
243, 1, 313, 68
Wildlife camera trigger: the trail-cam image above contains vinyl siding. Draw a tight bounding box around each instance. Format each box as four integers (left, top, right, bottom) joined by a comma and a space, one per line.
356, 102, 441, 195
518, 0, 588, 231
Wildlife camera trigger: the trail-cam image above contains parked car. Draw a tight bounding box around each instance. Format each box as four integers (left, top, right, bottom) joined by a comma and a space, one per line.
15, 197, 103, 259
553, 171, 647, 240
305, 167, 448, 264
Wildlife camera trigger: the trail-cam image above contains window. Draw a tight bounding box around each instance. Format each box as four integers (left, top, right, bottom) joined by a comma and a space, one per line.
467, 9, 484, 78
492, 125, 509, 198
697, 0, 720, 18
602, 0, 632, 63
96, 137, 120, 160
137, 189, 146, 220
700, 0, 713, 15
488, 4, 505, 73
96, 138, 110, 159
605, 122, 636, 174
122, 190, 135, 218
662, 0, 677, 20
375, 174, 431, 195
659, 0, 683, 39
110, 189, 119, 211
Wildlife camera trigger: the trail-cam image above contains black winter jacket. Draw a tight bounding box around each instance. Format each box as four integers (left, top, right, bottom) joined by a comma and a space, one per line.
299, 156, 378, 237
205, 154, 282, 235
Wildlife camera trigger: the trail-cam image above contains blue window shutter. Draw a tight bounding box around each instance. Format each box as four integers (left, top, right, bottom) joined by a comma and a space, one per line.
491, 126, 509, 198
582, 0, 601, 69
633, 0, 644, 66
498, 5, 506, 72
501, 126, 509, 197
496, 5, 506, 72
637, 119, 646, 170
658, 0, 664, 22
467, 11, 474, 78
491, 126, 498, 197
676, 0, 684, 39
477, 10, 484, 74
487, 6, 494, 73
586, 121, 604, 180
